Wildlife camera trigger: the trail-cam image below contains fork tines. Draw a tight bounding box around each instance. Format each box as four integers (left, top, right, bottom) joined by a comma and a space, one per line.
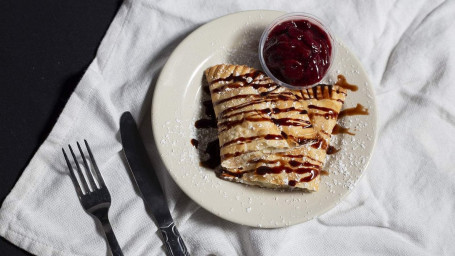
62, 140, 106, 196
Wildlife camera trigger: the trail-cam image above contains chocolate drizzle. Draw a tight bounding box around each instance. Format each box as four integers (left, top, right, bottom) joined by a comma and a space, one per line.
308, 105, 338, 119
200, 139, 221, 169
190, 139, 199, 149
214, 94, 257, 106
193, 84, 221, 168
271, 118, 312, 127
218, 169, 246, 178
312, 86, 319, 99
195, 118, 217, 128
276, 153, 323, 164
195, 90, 217, 129
286, 136, 318, 145
308, 105, 336, 113
221, 134, 283, 148
327, 145, 341, 155
299, 170, 319, 182
191, 70, 371, 188
328, 85, 333, 96
288, 180, 297, 186
219, 116, 311, 133
310, 138, 328, 150
300, 84, 334, 100
212, 82, 276, 94
222, 106, 306, 120
214, 92, 297, 106
256, 165, 319, 176
203, 100, 216, 118
210, 70, 263, 85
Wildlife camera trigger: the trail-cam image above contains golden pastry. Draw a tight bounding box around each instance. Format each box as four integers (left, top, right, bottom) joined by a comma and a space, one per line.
204, 64, 346, 191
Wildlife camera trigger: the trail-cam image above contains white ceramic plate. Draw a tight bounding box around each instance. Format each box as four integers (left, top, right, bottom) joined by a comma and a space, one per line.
152, 10, 377, 228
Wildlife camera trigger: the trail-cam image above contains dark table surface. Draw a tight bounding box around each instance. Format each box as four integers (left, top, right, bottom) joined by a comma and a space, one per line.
0, 1, 121, 255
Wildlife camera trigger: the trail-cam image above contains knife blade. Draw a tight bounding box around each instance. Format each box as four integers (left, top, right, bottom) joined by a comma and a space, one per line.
120, 111, 189, 256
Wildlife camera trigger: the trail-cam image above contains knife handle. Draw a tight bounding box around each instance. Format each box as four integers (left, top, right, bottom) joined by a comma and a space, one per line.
159, 222, 189, 256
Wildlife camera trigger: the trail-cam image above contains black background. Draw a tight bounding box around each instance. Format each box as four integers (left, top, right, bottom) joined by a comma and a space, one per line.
0, 0, 122, 255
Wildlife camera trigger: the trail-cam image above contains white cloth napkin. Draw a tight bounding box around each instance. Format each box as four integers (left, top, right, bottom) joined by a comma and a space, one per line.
2, 0, 455, 255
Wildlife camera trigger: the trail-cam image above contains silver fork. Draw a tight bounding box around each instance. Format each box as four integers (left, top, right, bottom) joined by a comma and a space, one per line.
62, 140, 124, 256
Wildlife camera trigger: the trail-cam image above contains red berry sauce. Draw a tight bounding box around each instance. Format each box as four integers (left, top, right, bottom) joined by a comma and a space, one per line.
263, 19, 332, 87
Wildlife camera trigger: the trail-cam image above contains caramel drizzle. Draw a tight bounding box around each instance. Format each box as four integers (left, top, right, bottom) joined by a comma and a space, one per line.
222, 108, 271, 119
285, 136, 319, 145
218, 94, 296, 119
218, 117, 311, 133
219, 159, 321, 183
214, 94, 260, 106
310, 138, 328, 150
256, 166, 319, 179
320, 170, 329, 176
335, 75, 358, 91
222, 107, 305, 120
196, 72, 368, 182
248, 159, 320, 170
338, 104, 369, 119
308, 104, 339, 119
332, 124, 355, 135
220, 134, 283, 148
219, 99, 267, 118
272, 118, 312, 127
221, 134, 317, 149
275, 153, 323, 164
221, 146, 324, 162
214, 92, 296, 106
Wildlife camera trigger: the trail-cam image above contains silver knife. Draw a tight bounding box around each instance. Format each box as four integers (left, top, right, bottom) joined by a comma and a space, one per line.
120, 111, 189, 256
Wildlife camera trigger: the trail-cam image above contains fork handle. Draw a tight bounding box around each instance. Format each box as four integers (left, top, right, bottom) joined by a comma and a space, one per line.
101, 218, 124, 256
